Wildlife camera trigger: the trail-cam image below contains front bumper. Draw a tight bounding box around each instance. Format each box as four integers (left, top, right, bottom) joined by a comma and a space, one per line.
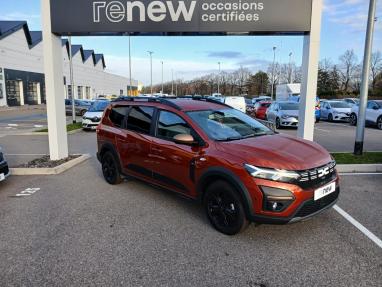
82, 119, 100, 129
0, 161, 11, 182
333, 114, 350, 121
280, 117, 299, 127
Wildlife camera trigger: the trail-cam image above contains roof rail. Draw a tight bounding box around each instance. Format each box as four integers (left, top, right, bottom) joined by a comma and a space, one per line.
112, 96, 181, 110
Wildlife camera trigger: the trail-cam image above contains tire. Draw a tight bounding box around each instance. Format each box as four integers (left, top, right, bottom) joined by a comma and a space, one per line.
316, 118, 320, 123
350, 113, 357, 126
275, 117, 281, 129
80, 110, 87, 117
328, 113, 333, 122
204, 180, 249, 235
377, 116, 382, 130
101, 151, 123, 185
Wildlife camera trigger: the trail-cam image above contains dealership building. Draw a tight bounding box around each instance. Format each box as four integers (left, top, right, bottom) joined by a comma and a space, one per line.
0, 20, 139, 107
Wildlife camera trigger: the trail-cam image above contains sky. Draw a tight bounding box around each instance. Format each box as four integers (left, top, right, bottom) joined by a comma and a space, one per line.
0, 0, 381, 86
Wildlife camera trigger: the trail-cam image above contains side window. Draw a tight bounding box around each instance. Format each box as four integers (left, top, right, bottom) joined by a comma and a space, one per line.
367, 102, 375, 109
157, 111, 191, 141
126, 106, 154, 134
109, 106, 129, 128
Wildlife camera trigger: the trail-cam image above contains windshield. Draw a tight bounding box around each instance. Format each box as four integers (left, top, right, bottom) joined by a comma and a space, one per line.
375, 101, 382, 108
330, 102, 350, 108
187, 108, 273, 141
279, 103, 299, 110
88, 101, 109, 112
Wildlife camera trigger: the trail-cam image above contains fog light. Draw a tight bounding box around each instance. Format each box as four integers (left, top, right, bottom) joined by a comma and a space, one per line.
261, 186, 295, 213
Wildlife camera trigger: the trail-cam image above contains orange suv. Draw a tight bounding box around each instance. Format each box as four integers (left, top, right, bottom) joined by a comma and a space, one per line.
97, 97, 340, 235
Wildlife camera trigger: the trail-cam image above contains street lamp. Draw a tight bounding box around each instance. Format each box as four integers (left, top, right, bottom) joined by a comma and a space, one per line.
171, 69, 174, 96
147, 51, 154, 96
271, 46, 277, 100
354, 0, 377, 155
217, 62, 221, 95
68, 36, 76, 124
129, 34, 133, 96
161, 61, 164, 95
289, 52, 293, 84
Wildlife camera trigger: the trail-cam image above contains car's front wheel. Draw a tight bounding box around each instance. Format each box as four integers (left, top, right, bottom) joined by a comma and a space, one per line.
101, 151, 122, 185
328, 113, 333, 122
350, 113, 357, 126
377, 116, 382, 130
204, 181, 249, 235
275, 117, 281, 129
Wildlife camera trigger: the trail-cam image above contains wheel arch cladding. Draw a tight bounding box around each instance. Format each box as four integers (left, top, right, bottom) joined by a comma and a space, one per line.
197, 167, 255, 218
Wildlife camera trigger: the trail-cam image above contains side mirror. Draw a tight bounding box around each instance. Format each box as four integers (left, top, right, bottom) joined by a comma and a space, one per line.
373, 106, 379, 110
174, 134, 196, 146
326, 106, 330, 110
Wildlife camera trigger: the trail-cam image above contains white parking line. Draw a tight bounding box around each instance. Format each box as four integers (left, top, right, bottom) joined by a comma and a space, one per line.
5, 154, 46, 156
314, 128, 330, 133
333, 205, 382, 249
7, 124, 19, 127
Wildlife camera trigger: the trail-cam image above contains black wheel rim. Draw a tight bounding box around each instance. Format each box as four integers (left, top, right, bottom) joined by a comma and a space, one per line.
378, 118, 382, 130
207, 191, 239, 230
329, 114, 333, 121
103, 155, 116, 182
350, 115, 356, 125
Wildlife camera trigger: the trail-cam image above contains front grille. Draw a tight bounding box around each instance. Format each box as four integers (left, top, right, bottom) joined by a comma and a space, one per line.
294, 188, 339, 218
297, 161, 337, 189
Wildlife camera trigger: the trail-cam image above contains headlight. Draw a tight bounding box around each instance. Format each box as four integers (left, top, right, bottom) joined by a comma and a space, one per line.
245, 164, 301, 183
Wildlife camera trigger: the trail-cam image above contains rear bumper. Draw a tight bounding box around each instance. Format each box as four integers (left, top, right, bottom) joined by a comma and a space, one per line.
249, 187, 340, 225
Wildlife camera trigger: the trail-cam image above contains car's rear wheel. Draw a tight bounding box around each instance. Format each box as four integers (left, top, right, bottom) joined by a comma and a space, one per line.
328, 113, 333, 122
204, 181, 249, 235
102, 151, 122, 185
275, 117, 281, 129
377, 116, 382, 130
350, 113, 357, 126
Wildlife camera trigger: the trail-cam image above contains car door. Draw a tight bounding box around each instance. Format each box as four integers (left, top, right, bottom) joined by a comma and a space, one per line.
322, 102, 329, 119
367, 101, 379, 123
115, 105, 155, 180
150, 110, 204, 197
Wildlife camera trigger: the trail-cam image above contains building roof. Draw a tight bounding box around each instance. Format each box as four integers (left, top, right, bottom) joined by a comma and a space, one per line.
0, 20, 106, 68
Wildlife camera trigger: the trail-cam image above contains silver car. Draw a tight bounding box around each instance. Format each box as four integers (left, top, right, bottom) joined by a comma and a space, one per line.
320, 100, 351, 122
65, 99, 92, 116
266, 101, 299, 129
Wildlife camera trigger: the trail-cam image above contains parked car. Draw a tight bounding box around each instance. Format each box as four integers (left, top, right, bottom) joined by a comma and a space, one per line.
252, 96, 272, 104
0, 147, 10, 182
266, 101, 300, 129
344, 98, 359, 107
320, 101, 351, 122
82, 100, 110, 130
254, 101, 272, 120
223, 96, 246, 113
350, 100, 382, 130
245, 98, 255, 114
97, 97, 339, 234
289, 95, 321, 123
65, 99, 92, 116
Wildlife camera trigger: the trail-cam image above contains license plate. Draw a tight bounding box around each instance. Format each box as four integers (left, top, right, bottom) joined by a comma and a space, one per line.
314, 182, 336, 201
0, 173, 5, 182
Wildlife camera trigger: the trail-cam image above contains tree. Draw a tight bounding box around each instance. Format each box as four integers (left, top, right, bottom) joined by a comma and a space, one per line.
246, 71, 269, 96
370, 51, 382, 91
339, 50, 358, 92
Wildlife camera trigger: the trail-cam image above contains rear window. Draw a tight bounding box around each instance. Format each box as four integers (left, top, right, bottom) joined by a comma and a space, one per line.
109, 106, 129, 128
261, 103, 271, 108
126, 106, 154, 134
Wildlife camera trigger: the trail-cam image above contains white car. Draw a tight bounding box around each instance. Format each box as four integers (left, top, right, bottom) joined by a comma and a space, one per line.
320, 100, 351, 122
82, 100, 110, 130
350, 100, 382, 130
0, 147, 10, 182
223, 96, 246, 113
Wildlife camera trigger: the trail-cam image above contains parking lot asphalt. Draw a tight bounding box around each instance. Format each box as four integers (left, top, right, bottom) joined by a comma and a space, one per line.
0, 158, 381, 286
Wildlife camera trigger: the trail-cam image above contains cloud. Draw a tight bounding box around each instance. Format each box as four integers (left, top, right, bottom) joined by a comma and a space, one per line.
206, 51, 243, 59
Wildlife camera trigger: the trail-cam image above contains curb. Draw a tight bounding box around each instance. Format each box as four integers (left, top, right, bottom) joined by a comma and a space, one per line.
15, 129, 83, 136
337, 164, 382, 173
10, 154, 91, 176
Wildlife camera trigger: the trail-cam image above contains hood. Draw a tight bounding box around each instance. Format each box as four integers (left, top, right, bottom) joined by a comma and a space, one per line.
280, 110, 299, 117
84, 111, 103, 118
333, 108, 351, 113
216, 133, 331, 171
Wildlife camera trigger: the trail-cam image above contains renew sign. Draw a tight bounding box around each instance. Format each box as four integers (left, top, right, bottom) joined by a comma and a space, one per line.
50, 0, 313, 35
